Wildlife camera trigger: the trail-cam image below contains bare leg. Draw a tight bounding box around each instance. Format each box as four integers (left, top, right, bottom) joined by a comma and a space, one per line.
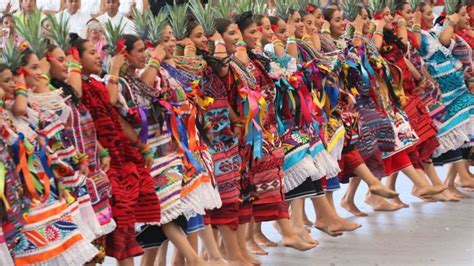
341, 177, 368, 217
162, 223, 204, 265
199, 225, 226, 263
237, 224, 261, 265
302, 200, 313, 226
326, 191, 335, 210
141, 248, 159, 266
311, 196, 360, 235
453, 160, 474, 188
252, 221, 277, 247
353, 164, 398, 198
272, 218, 317, 251
402, 166, 446, 196
385, 172, 410, 208
157, 241, 168, 266
289, 198, 318, 244
245, 221, 267, 255
217, 225, 248, 265
117, 258, 134, 266
445, 164, 469, 198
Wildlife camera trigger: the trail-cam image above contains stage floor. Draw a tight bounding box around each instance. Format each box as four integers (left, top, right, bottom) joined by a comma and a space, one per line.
104, 166, 474, 265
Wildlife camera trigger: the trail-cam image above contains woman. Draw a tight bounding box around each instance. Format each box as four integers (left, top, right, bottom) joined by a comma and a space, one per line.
183, 16, 248, 264
69, 36, 162, 265
394, 1, 460, 202
2, 49, 98, 265
85, 19, 106, 62
117, 32, 214, 266
47, 43, 116, 263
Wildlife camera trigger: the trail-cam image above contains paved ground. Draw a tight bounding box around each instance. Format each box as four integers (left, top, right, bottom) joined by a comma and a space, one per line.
104, 166, 474, 265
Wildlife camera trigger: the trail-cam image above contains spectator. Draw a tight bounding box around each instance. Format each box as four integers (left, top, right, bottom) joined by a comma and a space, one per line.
37, 0, 62, 14
56, 0, 91, 38
0, 13, 21, 48
85, 18, 106, 62
96, 0, 134, 35
15, 0, 40, 22
82, 0, 104, 17
119, 0, 149, 17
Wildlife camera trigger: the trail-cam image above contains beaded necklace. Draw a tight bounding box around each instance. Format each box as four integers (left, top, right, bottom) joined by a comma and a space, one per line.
229, 55, 257, 88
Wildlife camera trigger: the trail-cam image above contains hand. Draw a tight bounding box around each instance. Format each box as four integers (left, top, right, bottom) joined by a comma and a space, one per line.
4, 1, 12, 14
413, 10, 422, 24
353, 14, 366, 32
15, 73, 26, 85
177, 38, 194, 47
110, 52, 126, 74
208, 31, 223, 42
448, 13, 460, 25
322, 20, 330, 31
153, 44, 166, 62
233, 126, 242, 140
100, 156, 111, 172
469, 82, 474, 94
39, 57, 51, 74
287, 21, 296, 38
374, 19, 386, 30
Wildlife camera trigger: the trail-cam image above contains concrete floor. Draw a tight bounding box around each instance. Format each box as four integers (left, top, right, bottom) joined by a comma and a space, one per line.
104, 166, 474, 265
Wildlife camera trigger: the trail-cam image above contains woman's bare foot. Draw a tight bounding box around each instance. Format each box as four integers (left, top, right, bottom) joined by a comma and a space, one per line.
246, 239, 268, 256
455, 176, 474, 189
253, 231, 277, 247
411, 186, 437, 202
337, 218, 361, 232
365, 193, 405, 211
415, 184, 447, 197
241, 248, 261, 265
282, 234, 318, 251
207, 258, 228, 266
448, 186, 469, 199
313, 220, 344, 237
427, 190, 461, 202
341, 196, 368, 217
303, 215, 313, 227
368, 183, 399, 199
294, 226, 319, 245
388, 195, 410, 208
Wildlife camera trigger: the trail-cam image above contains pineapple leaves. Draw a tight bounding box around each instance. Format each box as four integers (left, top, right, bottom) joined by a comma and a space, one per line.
14, 10, 49, 59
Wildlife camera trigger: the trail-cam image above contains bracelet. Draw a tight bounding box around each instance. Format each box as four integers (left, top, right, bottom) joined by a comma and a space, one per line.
287, 37, 297, 44
397, 18, 407, 27
106, 74, 119, 85
148, 58, 161, 71
68, 62, 82, 70
236, 45, 247, 51
236, 40, 247, 47
321, 28, 331, 34
15, 89, 28, 97
412, 23, 421, 33
0, 99, 4, 107
373, 30, 383, 37
98, 148, 110, 160
301, 34, 311, 41
184, 45, 196, 51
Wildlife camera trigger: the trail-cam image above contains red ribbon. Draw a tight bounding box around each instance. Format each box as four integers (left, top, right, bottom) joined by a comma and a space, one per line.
17, 67, 30, 77
144, 40, 154, 49
373, 12, 384, 20
46, 52, 54, 62
306, 5, 316, 14
271, 25, 279, 32
116, 39, 129, 56
66, 47, 81, 61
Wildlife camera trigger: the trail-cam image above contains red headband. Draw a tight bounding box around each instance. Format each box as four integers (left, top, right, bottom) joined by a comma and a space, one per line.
271, 25, 279, 32
66, 47, 81, 61
373, 12, 384, 20
17, 67, 30, 77
116, 39, 129, 56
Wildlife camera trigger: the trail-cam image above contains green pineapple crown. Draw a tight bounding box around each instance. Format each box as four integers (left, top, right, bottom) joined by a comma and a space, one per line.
46, 13, 71, 52
369, 0, 388, 17
148, 9, 169, 46
14, 10, 49, 59
211, 0, 235, 19
342, 0, 361, 21
276, 0, 296, 21
189, 0, 216, 36
167, 0, 189, 40
409, 0, 422, 11
0, 39, 23, 74
234, 0, 254, 14
131, 6, 151, 40
103, 18, 126, 55
445, 0, 464, 15
252, 0, 268, 15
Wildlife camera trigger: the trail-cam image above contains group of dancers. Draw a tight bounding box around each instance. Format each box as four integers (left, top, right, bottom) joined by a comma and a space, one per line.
0, 0, 472, 265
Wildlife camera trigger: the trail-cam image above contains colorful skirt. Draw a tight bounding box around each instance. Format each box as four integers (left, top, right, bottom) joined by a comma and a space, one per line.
86, 169, 115, 234
14, 199, 98, 265
426, 60, 474, 157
